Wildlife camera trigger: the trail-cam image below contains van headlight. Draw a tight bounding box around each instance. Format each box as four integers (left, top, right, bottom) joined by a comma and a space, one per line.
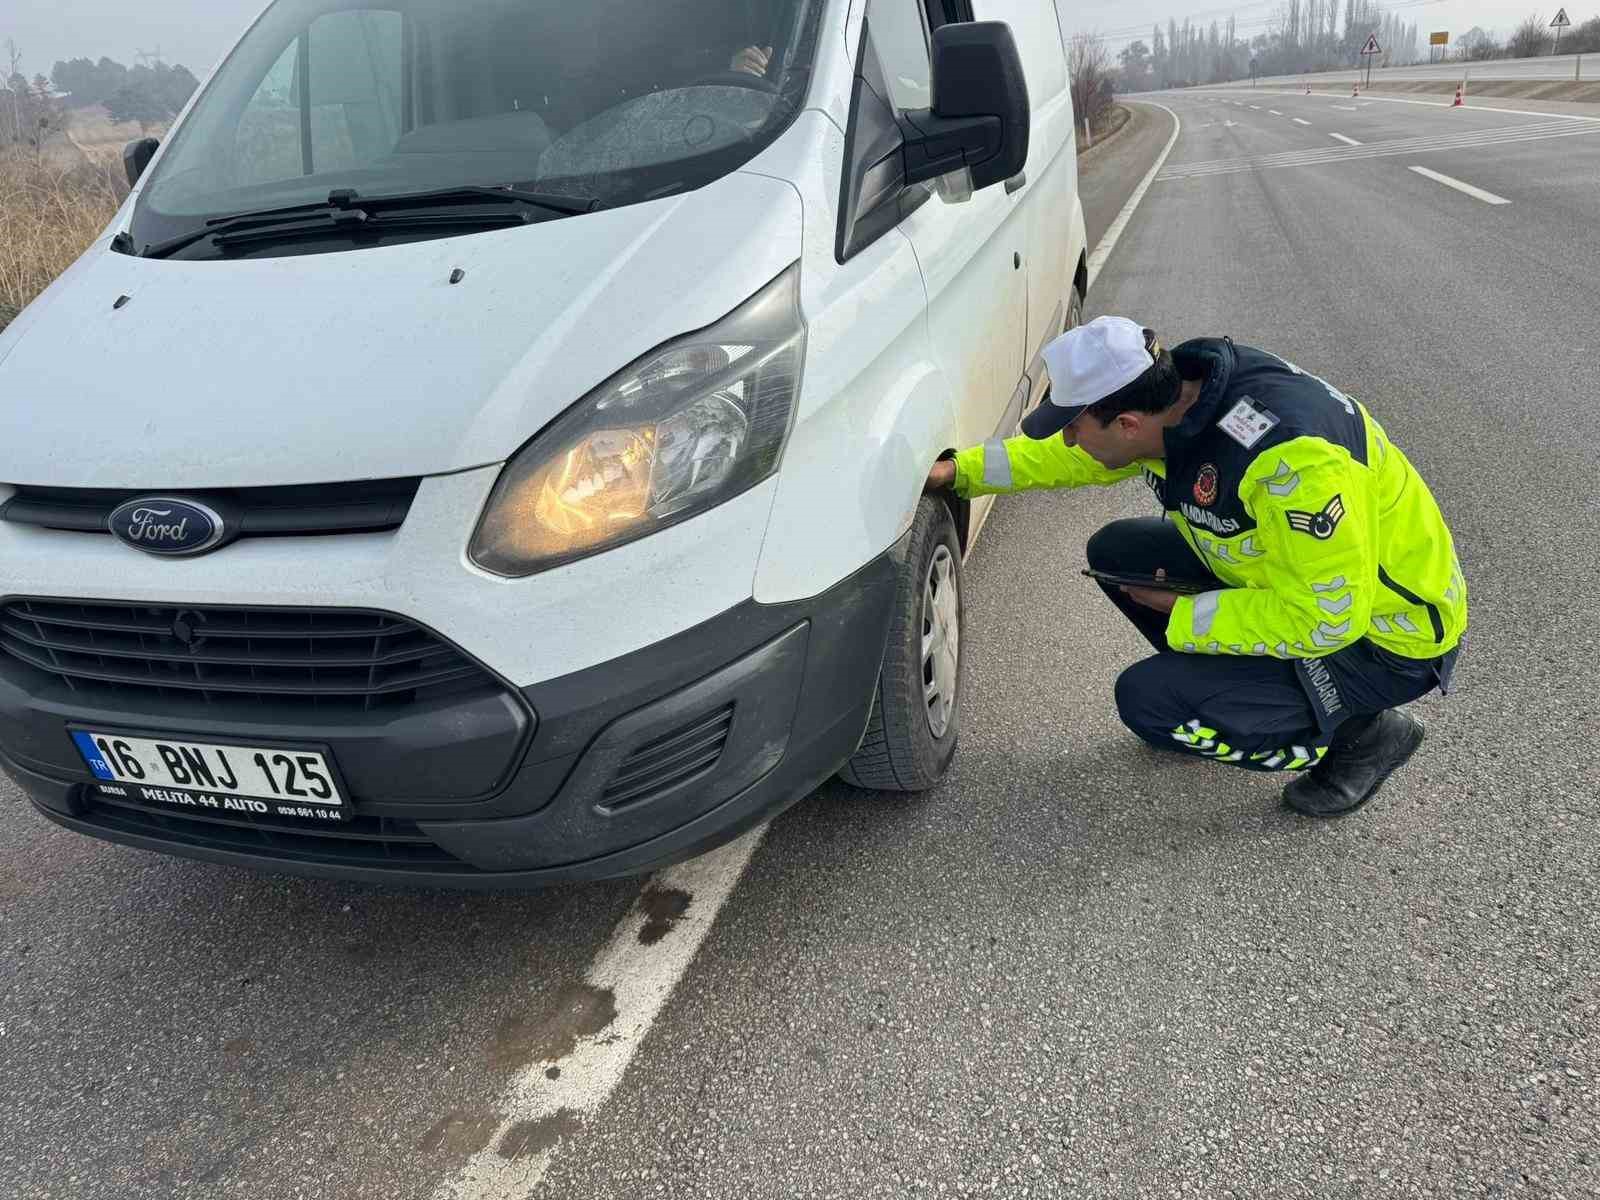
469, 264, 805, 577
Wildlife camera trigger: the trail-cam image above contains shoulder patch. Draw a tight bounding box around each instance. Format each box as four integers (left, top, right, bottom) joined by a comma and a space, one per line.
1217, 396, 1280, 449
1285, 495, 1346, 540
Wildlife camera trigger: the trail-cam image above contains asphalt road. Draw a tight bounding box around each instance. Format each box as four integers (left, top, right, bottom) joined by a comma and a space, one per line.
5, 91, 1600, 1199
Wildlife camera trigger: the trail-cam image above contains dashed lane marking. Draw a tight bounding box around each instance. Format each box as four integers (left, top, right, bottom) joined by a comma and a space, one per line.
1408, 165, 1511, 205
1158, 118, 1600, 179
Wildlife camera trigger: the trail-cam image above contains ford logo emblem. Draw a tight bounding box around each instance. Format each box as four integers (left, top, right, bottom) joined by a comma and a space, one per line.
108, 497, 228, 557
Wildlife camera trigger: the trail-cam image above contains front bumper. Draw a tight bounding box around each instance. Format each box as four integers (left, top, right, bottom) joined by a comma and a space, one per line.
2, 542, 903, 887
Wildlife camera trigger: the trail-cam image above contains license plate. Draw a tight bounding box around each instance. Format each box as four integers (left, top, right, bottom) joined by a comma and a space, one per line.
71, 730, 349, 823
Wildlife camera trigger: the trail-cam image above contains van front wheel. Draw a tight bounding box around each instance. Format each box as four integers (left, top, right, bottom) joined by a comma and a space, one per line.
838, 497, 963, 792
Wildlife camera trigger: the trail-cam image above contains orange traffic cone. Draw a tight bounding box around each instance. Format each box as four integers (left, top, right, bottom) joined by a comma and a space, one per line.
1452, 84, 1464, 106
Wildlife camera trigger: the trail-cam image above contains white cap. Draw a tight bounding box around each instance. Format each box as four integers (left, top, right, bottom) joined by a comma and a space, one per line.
1022, 316, 1156, 438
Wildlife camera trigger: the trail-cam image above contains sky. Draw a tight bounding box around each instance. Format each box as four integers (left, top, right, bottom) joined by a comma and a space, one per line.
0, 0, 1577, 77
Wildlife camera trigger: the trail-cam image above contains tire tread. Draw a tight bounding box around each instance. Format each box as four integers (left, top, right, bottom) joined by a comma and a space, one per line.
839, 497, 961, 793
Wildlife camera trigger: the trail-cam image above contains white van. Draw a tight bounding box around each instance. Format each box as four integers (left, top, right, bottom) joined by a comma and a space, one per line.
0, 0, 1087, 886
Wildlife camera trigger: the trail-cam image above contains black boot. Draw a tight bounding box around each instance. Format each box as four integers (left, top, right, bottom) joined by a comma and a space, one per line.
1282, 710, 1425, 818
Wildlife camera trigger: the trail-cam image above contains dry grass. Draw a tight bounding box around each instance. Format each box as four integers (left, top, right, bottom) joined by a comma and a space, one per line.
0, 147, 126, 332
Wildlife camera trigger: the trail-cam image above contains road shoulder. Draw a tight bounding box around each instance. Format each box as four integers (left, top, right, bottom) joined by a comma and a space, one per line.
1077, 100, 1179, 258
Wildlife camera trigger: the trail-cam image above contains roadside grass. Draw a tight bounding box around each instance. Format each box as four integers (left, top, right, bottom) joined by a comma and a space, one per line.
0, 148, 124, 332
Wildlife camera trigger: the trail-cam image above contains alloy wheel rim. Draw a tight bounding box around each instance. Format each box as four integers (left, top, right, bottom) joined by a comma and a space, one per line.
921, 545, 959, 738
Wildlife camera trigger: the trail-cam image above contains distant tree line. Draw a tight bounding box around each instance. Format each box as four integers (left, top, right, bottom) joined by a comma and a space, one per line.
1114, 0, 1426, 89
50, 57, 200, 131
4, 43, 202, 147
1111, 5, 1600, 89
1455, 14, 1600, 59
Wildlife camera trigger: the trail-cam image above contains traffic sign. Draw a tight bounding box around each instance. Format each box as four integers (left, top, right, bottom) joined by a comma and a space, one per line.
1429, 30, 1449, 45
1360, 33, 1382, 54
1551, 8, 1570, 26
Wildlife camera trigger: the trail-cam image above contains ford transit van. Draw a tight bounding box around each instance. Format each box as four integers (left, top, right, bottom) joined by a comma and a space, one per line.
0, 0, 1088, 886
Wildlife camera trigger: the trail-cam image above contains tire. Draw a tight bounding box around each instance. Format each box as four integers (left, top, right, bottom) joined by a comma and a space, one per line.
1064, 282, 1083, 334
838, 496, 964, 792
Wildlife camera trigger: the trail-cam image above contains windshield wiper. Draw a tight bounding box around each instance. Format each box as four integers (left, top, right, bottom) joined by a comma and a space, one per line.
210, 208, 532, 252
140, 185, 603, 259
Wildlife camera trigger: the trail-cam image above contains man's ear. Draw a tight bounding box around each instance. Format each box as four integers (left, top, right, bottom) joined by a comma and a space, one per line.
1114, 411, 1144, 437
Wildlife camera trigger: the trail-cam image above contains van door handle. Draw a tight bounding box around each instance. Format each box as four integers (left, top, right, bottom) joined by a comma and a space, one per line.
1005, 172, 1027, 194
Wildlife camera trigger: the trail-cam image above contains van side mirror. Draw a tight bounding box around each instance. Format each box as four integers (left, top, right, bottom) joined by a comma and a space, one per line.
123, 137, 160, 187
899, 22, 1030, 193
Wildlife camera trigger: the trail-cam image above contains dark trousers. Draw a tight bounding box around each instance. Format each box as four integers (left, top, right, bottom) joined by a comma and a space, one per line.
1088, 517, 1457, 772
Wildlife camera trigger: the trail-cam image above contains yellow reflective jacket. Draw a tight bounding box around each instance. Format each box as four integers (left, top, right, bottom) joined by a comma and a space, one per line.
953, 338, 1467, 662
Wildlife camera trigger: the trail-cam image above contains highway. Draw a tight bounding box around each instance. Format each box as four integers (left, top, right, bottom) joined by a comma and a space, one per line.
3, 89, 1599, 1199
1215, 50, 1595, 86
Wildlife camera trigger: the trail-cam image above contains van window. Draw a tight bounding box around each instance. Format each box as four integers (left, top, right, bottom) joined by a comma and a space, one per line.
130, 0, 824, 256
234, 40, 303, 187
307, 10, 404, 172
865, 0, 933, 111
232, 10, 404, 188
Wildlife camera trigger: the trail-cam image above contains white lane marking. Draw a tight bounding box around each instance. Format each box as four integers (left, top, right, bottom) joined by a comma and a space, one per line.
1086, 101, 1181, 291
1249, 105, 1262, 110
1408, 165, 1511, 205
433, 828, 767, 1200
1292, 117, 1313, 125
1268, 109, 1283, 115
1329, 132, 1361, 145
1330, 104, 1358, 111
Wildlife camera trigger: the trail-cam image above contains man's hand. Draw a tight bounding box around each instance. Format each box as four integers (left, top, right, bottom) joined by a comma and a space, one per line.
1121, 568, 1179, 615
925, 460, 957, 492
730, 45, 772, 76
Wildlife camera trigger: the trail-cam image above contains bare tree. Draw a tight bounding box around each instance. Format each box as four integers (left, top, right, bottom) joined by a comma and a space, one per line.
1069, 33, 1113, 132
1569, 15, 1600, 53
5, 40, 23, 146
1508, 13, 1553, 57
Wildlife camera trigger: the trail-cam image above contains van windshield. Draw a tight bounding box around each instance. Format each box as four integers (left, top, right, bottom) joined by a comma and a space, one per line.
128, 0, 821, 255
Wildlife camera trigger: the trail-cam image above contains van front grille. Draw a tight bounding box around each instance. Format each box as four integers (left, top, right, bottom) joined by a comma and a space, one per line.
0, 598, 495, 712
602, 705, 734, 811
0, 477, 419, 538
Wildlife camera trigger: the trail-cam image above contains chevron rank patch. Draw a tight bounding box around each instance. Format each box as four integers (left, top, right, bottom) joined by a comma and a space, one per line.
1286, 494, 1346, 540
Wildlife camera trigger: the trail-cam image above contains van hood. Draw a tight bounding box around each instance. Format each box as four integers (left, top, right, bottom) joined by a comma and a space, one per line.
0, 172, 801, 488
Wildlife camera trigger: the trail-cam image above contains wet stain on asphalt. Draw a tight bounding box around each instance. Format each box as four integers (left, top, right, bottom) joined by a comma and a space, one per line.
419, 1110, 502, 1156
490, 982, 618, 1069
637, 886, 692, 945
497, 1109, 583, 1159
